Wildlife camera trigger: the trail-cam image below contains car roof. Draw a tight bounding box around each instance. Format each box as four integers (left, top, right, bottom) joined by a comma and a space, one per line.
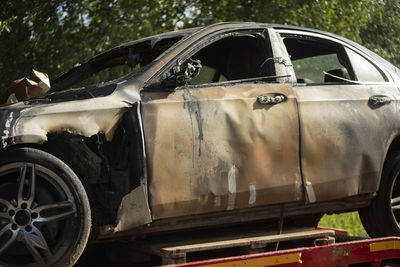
196, 22, 356, 45
52, 22, 400, 88
267, 23, 400, 77
197, 22, 399, 78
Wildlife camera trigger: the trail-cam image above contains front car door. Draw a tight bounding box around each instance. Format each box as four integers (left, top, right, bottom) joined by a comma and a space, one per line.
141, 27, 302, 220
274, 28, 399, 203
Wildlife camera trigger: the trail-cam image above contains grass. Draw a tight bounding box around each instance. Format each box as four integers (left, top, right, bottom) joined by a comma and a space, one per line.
318, 211, 367, 236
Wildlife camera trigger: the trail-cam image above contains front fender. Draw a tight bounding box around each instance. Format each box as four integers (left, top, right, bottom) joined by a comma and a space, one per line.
0, 96, 133, 149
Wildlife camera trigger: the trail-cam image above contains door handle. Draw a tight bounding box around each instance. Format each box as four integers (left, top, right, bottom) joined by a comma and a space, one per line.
257, 94, 287, 105
369, 95, 391, 109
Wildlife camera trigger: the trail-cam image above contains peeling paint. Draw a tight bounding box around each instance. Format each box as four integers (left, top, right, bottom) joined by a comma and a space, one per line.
1, 93, 134, 148
2, 112, 13, 147
227, 165, 237, 210
249, 184, 256, 205
114, 185, 152, 232
305, 181, 316, 203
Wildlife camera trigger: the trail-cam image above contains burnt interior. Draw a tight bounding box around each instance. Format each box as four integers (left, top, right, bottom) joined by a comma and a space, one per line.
283, 38, 340, 60
189, 34, 275, 85
42, 107, 144, 235
49, 36, 184, 93
282, 35, 356, 83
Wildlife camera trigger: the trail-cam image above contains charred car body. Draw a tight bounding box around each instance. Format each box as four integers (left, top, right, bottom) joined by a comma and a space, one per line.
1, 22, 400, 266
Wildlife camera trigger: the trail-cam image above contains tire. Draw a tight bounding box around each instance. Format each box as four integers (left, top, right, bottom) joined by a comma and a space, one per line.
359, 153, 400, 237
0, 147, 91, 266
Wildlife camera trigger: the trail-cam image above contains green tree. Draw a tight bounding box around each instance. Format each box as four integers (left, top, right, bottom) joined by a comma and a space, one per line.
1, 0, 399, 93
186, 0, 400, 67
186, 0, 374, 43
360, 0, 400, 66
0, 0, 190, 91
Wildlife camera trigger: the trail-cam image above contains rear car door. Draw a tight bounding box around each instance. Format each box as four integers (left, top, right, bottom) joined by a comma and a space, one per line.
141, 28, 302, 220
275, 28, 398, 203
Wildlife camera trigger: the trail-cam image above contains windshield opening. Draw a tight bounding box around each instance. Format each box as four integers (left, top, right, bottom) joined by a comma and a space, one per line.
49, 35, 185, 93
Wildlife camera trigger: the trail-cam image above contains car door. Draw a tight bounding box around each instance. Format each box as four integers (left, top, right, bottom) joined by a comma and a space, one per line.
140, 29, 302, 220
276, 29, 398, 203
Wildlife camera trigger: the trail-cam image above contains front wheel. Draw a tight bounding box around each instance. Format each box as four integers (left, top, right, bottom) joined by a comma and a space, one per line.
0, 147, 91, 266
359, 153, 400, 237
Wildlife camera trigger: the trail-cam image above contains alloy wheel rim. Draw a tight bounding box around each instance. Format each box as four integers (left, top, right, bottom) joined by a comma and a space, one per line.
391, 171, 400, 229
0, 163, 77, 266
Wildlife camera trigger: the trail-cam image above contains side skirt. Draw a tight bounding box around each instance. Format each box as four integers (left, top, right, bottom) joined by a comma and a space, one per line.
97, 193, 374, 241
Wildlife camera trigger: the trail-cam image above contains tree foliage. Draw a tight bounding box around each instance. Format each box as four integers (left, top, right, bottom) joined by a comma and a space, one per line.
361, 0, 400, 66
0, 0, 399, 92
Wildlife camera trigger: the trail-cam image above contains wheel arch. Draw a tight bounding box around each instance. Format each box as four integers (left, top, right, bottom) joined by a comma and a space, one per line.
385, 134, 400, 159
379, 134, 400, 189
0, 133, 105, 186
359, 136, 400, 238
0, 132, 111, 235
0, 107, 149, 235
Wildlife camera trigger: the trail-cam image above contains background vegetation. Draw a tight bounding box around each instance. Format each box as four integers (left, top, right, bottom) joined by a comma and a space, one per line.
319, 212, 367, 236
1, 0, 400, 91
1, 0, 398, 236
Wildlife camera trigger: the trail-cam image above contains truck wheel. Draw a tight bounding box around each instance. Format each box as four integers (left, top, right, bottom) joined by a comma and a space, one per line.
0, 147, 91, 266
359, 153, 400, 237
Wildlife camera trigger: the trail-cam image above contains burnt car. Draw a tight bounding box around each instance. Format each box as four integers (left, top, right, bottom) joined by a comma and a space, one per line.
1, 22, 400, 266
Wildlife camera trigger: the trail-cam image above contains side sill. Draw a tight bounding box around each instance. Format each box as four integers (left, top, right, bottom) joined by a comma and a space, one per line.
96, 193, 374, 241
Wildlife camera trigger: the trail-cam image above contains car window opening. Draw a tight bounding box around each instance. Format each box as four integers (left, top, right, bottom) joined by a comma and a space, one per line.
282, 37, 354, 84
50, 35, 184, 93
282, 35, 386, 84
189, 34, 275, 85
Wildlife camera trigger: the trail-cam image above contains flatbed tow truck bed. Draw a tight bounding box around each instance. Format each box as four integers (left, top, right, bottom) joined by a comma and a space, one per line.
76, 226, 400, 266
156, 228, 400, 267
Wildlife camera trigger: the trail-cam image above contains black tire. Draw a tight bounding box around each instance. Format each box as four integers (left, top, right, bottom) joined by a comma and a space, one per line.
359, 153, 400, 237
0, 147, 91, 266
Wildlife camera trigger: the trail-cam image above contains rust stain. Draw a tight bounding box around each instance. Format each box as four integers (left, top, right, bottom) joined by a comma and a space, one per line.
183, 88, 204, 160
142, 83, 301, 219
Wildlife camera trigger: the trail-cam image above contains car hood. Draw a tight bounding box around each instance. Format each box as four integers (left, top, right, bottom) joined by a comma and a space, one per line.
0, 81, 141, 149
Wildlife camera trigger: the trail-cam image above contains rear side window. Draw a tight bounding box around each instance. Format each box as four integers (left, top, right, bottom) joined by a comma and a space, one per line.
345, 47, 387, 82
292, 54, 344, 83
282, 36, 353, 84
